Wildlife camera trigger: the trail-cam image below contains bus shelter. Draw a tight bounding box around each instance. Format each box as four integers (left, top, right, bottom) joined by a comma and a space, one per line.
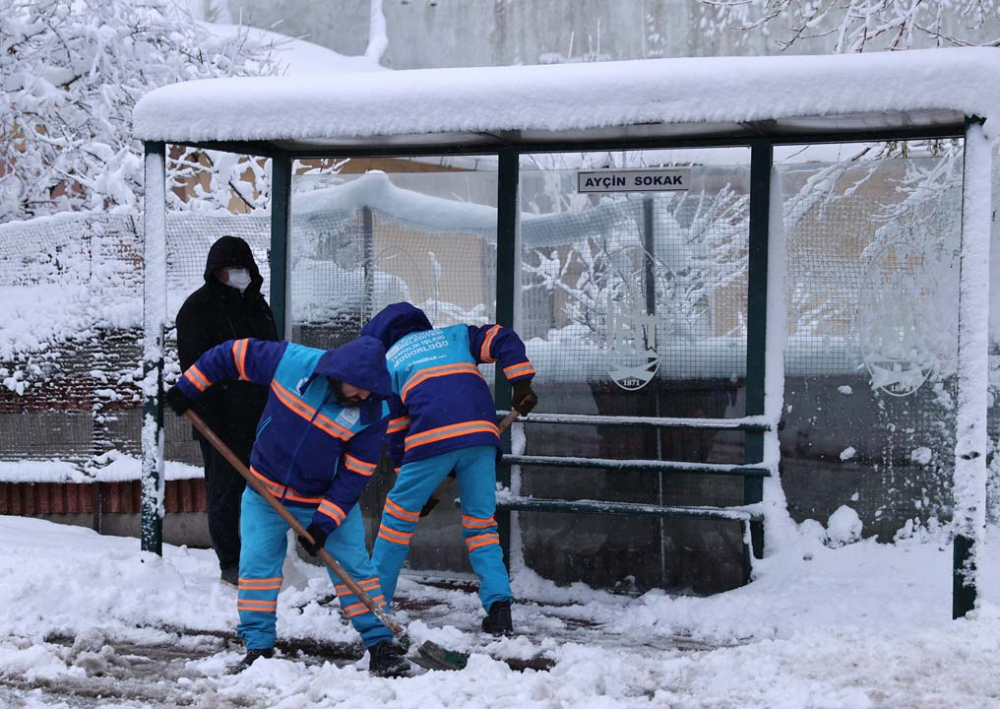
134, 47, 998, 616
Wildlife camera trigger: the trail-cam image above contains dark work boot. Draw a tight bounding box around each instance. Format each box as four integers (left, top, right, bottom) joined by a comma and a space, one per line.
368, 641, 409, 677
220, 566, 239, 589
238, 647, 274, 669
482, 599, 514, 637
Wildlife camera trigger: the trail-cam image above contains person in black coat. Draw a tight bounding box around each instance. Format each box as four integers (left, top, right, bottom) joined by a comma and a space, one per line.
176, 235, 278, 588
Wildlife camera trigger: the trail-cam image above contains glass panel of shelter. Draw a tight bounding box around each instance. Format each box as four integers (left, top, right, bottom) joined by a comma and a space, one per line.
280, 142, 966, 596
516, 148, 753, 594
775, 145, 962, 543
289, 158, 500, 581
285, 149, 758, 593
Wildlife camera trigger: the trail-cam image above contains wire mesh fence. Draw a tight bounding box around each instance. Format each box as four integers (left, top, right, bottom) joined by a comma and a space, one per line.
0, 212, 142, 467
778, 158, 966, 539
520, 166, 750, 409
0, 210, 273, 473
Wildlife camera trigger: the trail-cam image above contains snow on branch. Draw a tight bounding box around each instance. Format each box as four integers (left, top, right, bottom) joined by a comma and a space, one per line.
698, 0, 1000, 53
0, 0, 281, 224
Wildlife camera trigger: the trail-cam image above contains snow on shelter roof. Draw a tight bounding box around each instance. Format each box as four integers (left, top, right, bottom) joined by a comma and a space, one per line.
133, 48, 1000, 154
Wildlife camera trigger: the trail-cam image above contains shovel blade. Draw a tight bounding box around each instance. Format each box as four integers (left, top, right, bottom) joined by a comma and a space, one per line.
407, 640, 468, 672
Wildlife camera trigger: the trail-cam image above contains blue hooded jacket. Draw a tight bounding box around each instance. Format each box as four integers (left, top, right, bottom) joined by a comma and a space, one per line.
176, 336, 391, 534
361, 303, 535, 467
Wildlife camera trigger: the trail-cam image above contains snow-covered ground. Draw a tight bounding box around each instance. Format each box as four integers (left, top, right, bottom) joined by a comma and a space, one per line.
0, 515, 998, 708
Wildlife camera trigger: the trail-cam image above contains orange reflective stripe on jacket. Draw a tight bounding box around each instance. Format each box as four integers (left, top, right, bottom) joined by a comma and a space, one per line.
318, 500, 346, 525
269, 380, 354, 442
400, 362, 483, 403
183, 365, 211, 392
503, 362, 536, 379
404, 420, 499, 451
232, 339, 250, 381
249, 466, 324, 505
387, 416, 410, 434
343, 454, 376, 477
480, 325, 501, 363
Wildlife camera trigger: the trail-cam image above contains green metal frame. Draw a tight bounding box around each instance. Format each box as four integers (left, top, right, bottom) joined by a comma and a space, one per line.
500, 498, 763, 523
170, 123, 965, 160
502, 454, 769, 476
742, 139, 774, 574
270, 157, 292, 338
494, 149, 519, 570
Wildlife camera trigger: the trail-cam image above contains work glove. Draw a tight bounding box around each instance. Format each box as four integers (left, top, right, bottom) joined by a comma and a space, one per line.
297, 522, 328, 556
511, 381, 538, 416
165, 385, 192, 416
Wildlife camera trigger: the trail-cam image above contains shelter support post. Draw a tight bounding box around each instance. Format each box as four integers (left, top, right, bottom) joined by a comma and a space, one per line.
743, 139, 774, 580
271, 157, 293, 339
953, 118, 992, 619
495, 149, 519, 573
141, 142, 167, 555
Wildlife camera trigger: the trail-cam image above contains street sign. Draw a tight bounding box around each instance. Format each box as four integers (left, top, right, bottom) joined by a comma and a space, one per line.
577, 168, 691, 193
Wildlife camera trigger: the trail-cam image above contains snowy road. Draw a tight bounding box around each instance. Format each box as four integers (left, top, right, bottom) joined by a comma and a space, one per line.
0, 516, 999, 708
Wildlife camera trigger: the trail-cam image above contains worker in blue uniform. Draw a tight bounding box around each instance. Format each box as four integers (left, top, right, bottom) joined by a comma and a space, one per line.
361, 303, 538, 636
164, 335, 409, 676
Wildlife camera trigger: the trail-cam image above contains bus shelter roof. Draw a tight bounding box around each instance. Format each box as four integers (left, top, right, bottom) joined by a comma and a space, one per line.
133, 47, 1000, 156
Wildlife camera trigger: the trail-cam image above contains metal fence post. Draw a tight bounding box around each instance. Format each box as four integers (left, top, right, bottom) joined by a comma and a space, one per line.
953, 118, 992, 618
743, 139, 774, 578
495, 148, 519, 572
270, 157, 293, 339
141, 141, 167, 555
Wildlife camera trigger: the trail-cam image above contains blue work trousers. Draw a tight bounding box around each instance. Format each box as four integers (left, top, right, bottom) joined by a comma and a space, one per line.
371, 445, 512, 611
236, 488, 393, 650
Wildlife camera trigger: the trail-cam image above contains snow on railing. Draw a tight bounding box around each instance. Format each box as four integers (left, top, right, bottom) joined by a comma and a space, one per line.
496, 409, 773, 430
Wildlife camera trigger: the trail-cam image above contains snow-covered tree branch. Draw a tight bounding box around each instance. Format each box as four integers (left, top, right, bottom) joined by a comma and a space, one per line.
699, 0, 1000, 53
523, 188, 749, 341
0, 0, 280, 224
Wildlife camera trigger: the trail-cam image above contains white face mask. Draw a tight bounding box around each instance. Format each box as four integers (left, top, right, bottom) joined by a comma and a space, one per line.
225, 268, 252, 292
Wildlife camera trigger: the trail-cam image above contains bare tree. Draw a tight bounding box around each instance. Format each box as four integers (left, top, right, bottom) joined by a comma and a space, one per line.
699, 0, 1000, 53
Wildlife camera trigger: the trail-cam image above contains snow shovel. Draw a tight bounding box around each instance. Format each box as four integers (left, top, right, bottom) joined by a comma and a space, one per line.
184, 409, 468, 672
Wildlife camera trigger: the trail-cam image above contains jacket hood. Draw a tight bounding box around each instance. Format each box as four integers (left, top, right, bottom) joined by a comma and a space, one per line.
204, 236, 264, 294
361, 302, 432, 349
313, 336, 392, 400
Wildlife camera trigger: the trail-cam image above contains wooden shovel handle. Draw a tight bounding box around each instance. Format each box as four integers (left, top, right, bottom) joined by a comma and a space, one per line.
184, 409, 405, 636
497, 408, 520, 434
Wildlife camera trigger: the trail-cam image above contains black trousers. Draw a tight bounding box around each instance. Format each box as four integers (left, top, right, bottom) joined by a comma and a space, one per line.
198, 438, 249, 571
